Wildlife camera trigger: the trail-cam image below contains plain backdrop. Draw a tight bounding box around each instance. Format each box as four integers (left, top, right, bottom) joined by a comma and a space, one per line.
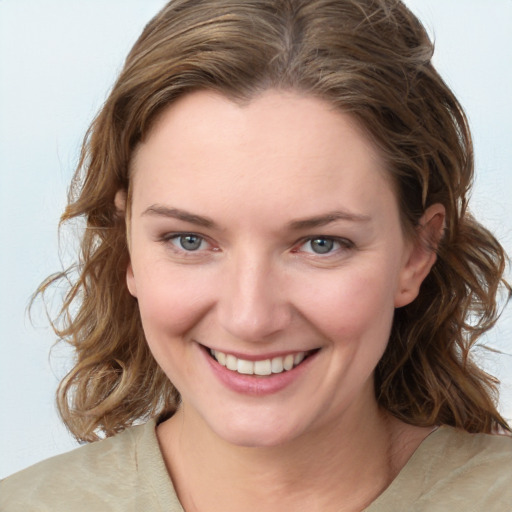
1, 0, 511, 478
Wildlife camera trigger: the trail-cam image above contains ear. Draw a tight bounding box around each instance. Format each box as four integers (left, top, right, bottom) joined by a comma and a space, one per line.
115, 189, 137, 298
394, 203, 445, 308
114, 189, 127, 216
126, 262, 138, 298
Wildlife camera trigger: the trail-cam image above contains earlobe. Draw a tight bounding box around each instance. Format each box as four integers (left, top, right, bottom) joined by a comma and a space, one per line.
394, 203, 445, 308
116, 188, 134, 297
115, 189, 127, 216
126, 262, 137, 298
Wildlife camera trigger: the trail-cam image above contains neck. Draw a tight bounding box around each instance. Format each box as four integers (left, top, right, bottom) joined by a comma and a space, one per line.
156, 397, 426, 512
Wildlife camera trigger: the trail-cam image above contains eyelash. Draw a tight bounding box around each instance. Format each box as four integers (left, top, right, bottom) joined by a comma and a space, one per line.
160, 232, 354, 257
295, 236, 354, 256
161, 233, 217, 254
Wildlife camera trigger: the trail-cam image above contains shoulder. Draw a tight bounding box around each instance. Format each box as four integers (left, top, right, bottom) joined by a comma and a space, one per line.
369, 427, 512, 511
0, 419, 182, 512
430, 426, 512, 475
420, 428, 512, 509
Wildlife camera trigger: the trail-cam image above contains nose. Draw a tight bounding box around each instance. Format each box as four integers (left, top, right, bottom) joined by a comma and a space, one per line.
216, 250, 292, 343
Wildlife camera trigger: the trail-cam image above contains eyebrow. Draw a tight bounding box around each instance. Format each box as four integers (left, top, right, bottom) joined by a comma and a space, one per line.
142, 204, 371, 231
142, 205, 216, 228
288, 210, 372, 230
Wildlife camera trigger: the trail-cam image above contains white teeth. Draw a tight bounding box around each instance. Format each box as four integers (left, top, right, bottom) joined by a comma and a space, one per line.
294, 352, 305, 365
237, 359, 254, 375
211, 349, 309, 376
226, 354, 237, 371
283, 354, 294, 371
271, 357, 283, 373
254, 359, 272, 376
215, 350, 226, 366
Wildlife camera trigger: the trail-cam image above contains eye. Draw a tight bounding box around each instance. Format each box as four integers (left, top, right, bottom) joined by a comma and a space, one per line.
308, 238, 336, 254
167, 233, 207, 252
298, 236, 353, 255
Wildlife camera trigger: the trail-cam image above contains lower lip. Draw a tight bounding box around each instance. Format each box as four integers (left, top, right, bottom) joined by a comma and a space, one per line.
200, 345, 318, 396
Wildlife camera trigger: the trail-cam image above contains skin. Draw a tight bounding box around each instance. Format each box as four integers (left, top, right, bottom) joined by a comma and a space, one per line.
123, 89, 444, 511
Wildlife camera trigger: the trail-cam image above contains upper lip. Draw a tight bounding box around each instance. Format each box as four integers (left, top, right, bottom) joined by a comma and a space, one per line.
200, 343, 319, 361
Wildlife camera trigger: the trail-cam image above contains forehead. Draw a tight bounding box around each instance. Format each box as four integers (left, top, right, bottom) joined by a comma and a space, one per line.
129, 89, 397, 226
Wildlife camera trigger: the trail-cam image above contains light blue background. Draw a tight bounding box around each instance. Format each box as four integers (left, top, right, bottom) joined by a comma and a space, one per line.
1, 0, 511, 478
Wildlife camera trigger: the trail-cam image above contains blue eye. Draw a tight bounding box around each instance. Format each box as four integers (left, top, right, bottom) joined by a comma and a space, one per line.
299, 236, 352, 255
309, 238, 335, 254
174, 234, 204, 251
161, 232, 220, 257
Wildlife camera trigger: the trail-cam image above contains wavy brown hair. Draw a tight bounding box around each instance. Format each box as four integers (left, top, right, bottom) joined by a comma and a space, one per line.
39, 0, 511, 441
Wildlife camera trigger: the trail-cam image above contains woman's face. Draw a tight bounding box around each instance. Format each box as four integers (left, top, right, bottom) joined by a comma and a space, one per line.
126, 90, 431, 447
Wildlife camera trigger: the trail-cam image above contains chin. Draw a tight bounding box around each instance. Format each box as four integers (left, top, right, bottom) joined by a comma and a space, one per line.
206, 413, 308, 449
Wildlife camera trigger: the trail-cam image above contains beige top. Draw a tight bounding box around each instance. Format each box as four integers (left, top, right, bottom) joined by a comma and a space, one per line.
1, 420, 511, 511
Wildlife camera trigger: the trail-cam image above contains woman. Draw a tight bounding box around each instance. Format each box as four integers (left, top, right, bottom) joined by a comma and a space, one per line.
1, 0, 511, 510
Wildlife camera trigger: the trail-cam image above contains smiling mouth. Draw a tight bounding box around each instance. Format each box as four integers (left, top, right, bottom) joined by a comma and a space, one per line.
208, 349, 318, 376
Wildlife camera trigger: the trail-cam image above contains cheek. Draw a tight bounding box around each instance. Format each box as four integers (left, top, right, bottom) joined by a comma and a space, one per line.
133, 262, 214, 339
293, 263, 398, 344
132, 264, 217, 383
